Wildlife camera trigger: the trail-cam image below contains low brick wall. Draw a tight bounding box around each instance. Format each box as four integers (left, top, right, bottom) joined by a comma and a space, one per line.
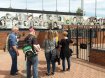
0, 31, 10, 50
0, 30, 63, 50
89, 49, 105, 66
0, 30, 29, 50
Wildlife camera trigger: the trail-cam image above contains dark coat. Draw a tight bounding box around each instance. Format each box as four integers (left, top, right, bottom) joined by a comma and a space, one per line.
60, 38, 72, 59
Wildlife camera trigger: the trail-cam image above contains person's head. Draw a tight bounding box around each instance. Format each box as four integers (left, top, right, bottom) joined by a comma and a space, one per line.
54, 31, 58, 37
47, 30, 54, 41
12, 26, 19, 34
62, 31, 68, 37
39, 15, 43, 20
53, 22, 57, 28
58, 16, 61, 21
29, 26, 36, 36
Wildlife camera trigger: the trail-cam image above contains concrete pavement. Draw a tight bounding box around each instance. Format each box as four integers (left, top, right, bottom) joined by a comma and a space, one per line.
0, 50, 105, 78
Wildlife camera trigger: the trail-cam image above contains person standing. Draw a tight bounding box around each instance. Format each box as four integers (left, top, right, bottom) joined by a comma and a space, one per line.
8, 26, 19, 75
60, 31, 72, 71
43, 30, 56, 76
24, 26, 39, 78
54, 31, 60, 65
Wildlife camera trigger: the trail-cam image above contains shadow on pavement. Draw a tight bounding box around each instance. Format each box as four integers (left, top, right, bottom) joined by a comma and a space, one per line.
0, 70, 26, 78
39, 60, 46, 65
0, 70, 9, 75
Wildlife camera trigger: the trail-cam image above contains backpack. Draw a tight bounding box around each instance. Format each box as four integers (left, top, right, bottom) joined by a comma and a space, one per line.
22, 34, 37, 58
22, 44, 37, 58
4, 34, 10, 52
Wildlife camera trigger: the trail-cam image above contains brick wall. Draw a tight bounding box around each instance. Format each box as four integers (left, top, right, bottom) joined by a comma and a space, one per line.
0, 30, 63, 50
89, 49, 105, 66
0, 31, 10, 50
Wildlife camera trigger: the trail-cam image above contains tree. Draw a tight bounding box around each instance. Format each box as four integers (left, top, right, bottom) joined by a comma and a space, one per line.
76, 8, 83, 14
76, 8, 84, 25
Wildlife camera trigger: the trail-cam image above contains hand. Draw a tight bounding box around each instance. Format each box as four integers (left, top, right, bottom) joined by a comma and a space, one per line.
16, 51, 19, 56
36, 52, 38, 54
12, 46, 19, 56
34, 44, 41, 52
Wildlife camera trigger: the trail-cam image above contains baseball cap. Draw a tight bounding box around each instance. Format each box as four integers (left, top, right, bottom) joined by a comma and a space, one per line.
29, 26, 35, 32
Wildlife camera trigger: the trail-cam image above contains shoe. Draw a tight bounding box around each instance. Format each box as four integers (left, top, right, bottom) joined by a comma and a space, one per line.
16, 70, 19, 73
58, 62, 60, 65
46, 73, 50, 76
10, 73, 18, 76
66, 68, 70, 71
60, 70, 65, 72
51, 72, 55, 75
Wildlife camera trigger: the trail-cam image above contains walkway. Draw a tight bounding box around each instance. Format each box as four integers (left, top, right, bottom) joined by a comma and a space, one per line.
0, 50, 105, 78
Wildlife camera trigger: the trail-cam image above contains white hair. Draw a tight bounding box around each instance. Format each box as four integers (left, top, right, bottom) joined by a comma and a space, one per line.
12, 26, 19, 31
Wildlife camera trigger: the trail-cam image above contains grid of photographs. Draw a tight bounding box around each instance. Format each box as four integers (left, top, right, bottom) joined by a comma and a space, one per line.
0, 12, 104, 29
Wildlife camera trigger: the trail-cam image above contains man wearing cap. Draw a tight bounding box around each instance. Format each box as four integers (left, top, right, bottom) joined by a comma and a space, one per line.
24, 26, 39, 78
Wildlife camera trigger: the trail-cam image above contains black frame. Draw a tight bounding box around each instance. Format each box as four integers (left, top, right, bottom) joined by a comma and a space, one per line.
0, 8, 83, 16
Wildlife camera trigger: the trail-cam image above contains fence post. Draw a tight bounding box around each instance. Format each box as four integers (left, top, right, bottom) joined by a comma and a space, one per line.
76, 25, 79, 58
89, 28, 92, 50
67, 25, 71, 40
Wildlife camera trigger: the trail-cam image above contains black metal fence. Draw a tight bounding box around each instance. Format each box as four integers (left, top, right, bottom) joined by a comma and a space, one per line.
68, 25, 105, 61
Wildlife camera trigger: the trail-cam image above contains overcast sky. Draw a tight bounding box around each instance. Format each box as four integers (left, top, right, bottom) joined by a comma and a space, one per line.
0, 0, 105, 17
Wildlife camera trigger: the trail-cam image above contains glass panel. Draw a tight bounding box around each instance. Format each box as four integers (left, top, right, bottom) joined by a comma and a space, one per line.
84, 0, 95, 17
11, 0, 26, 9
97, 0, 105, 17
57, 0, 69, 12
70, 0, 81, 12
0, 0, 82, 13
27, 0, 42, 10
0, 0, 10, 8
43, 0, 56, 11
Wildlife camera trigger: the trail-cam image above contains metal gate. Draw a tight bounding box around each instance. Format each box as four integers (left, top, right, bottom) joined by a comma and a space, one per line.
68, 25, 100, 61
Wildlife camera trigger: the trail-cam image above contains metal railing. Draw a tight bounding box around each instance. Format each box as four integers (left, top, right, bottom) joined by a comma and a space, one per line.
68, 25, 105, 61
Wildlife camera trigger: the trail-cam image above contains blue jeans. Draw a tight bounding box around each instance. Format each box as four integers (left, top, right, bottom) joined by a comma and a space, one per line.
45, 52, 56, 74
27, 55, 38, 78
62, 57, 70, 71
9, 50, 18, 74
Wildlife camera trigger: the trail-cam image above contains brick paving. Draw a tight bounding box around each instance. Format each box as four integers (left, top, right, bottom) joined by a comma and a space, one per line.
0, 50, 105, 78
